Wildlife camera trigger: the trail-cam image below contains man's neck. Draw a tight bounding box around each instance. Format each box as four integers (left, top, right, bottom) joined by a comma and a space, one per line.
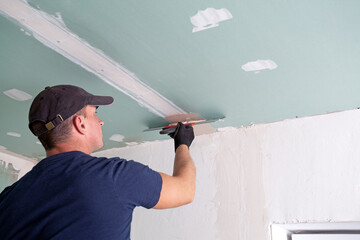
46, 143, 91, 157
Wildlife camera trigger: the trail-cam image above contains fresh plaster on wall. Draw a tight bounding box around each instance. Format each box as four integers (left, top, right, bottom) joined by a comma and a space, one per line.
262, 110, 360, 223
94, 108, 360, 239
214, 126, 269, 239
0, 160, 21, 193
0, 149, 37, 180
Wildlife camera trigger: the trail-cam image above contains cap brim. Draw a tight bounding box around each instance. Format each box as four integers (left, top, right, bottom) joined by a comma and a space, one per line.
88, 95, 114, 106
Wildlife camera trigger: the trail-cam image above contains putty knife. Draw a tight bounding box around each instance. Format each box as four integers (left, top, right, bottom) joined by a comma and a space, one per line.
144, 118, 224, 135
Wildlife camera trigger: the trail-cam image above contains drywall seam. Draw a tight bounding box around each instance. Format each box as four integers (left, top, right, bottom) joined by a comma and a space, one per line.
0, 149, 37, 179
0, 0, 186, 118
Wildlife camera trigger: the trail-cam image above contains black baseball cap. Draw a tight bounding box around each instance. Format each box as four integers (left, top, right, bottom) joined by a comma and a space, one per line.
29, 85, 114, 136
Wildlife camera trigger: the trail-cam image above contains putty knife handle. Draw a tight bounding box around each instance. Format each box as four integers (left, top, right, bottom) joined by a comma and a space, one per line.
160, 127, 176, 135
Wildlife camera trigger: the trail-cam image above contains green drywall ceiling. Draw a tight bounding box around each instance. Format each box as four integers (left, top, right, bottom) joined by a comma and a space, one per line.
28, 0, 360, 118
1, 0, 360, 158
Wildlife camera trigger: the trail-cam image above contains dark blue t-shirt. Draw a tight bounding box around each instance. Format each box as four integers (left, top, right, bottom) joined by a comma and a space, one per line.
0, 151, 162, 240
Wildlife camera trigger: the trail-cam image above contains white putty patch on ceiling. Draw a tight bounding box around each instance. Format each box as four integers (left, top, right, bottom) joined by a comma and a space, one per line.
3, 89, 32, 101
20, 28, 31, 36
109, 134, 125, 142
35, 141, 42, 145
242, 59, 278, 72
125, 142, 138, 146
191, 8, 233, 32
0, 0, 187, 118
7, 132, 21, 138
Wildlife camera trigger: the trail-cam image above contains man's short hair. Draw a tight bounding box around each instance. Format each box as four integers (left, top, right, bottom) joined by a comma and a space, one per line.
31, 108, 87, 150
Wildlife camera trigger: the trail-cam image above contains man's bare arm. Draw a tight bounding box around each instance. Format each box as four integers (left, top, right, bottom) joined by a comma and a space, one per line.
153, 123, 196, 209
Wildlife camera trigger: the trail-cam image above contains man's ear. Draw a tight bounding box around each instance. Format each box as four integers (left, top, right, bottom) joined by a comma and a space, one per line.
73, 115, 87, 135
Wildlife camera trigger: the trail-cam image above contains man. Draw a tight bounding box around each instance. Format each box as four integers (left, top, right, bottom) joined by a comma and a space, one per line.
0, 85, 196, 240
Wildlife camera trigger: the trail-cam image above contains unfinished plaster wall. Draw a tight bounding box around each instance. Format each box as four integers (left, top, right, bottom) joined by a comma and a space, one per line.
0, 150, 37, 192
97, 109, 360, 240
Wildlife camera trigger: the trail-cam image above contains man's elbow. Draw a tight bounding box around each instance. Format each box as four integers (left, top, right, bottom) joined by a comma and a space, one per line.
187, 194, 195, 204
183, 186, 196, 205
185, 175, 196, 204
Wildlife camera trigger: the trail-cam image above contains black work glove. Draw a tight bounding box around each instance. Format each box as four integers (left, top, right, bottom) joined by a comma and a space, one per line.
169, 122, 195, 152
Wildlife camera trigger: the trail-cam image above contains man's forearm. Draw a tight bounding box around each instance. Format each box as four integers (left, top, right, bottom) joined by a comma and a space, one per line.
173, 145, 196, 202
173, 145, 195, 175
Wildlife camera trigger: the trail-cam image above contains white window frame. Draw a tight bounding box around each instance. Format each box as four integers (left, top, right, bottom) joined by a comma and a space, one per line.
271, 222, 360, 240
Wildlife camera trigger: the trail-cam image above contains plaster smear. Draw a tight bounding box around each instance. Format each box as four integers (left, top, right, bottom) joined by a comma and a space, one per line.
0, 0, 186, 118
242, 59, 278, 72
20, 28, 31, 36
0, 160, 21, 192
0, 149, 37, 179
213, 126, 269, 239
109, 134, 125, 142
190, 8, 233, 32
7, 132, 21, 138
3, 88, 32, 101
261, 110, 360, 224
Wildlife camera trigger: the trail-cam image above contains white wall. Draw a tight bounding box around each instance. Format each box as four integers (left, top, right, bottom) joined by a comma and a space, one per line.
97, 109, 360, 240
0, 149, 37, 179
0, 149, 37, 193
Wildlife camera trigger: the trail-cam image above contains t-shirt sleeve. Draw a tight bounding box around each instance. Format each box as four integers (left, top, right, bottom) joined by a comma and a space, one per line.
111, 158, 162, 209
